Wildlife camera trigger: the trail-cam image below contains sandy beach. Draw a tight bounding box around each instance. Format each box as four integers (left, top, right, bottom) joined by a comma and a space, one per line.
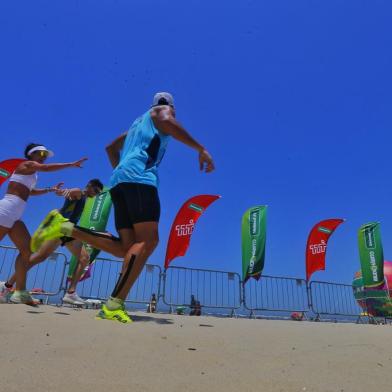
1, 305, 392, 392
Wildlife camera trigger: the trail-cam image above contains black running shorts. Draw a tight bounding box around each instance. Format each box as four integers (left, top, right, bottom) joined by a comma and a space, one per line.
110, 182, 160, 230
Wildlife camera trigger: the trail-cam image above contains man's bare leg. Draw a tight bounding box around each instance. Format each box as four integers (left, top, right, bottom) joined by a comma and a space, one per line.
68, 227, 126, 258
110, 222, 158, 301
65, 241, 90, 293
116, 228, 136, 273
65, 228, 136, 298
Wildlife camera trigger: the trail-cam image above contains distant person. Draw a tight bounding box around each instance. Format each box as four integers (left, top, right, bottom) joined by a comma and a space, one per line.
190, 299, 201, 316
190, 295, 197, 316
31, 92, 215, 323
0, 143, 86, 305
194, 301, 201, 316
1, 179, 103, 305
147, 293, 157, 313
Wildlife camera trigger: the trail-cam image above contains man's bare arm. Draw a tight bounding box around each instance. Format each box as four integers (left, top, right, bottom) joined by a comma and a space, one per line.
151, 107, 215, 173
151, 107, 204, 151
106, 132, 127, 168
55, 187, 84, 200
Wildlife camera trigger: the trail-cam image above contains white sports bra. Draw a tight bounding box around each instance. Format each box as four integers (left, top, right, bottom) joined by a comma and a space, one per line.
9, 172, 38, 191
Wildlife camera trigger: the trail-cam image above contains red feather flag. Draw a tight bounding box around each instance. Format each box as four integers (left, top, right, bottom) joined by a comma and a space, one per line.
164, 195, 220, 269
305, 218, 345, 281
0, 159, 26, 186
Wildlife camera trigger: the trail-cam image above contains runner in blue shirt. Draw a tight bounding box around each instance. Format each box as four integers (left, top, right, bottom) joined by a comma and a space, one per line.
31, 92, 215, 323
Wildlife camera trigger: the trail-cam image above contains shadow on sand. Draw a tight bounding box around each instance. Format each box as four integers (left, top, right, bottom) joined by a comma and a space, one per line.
26, 310, 72, 316
131, 314, 174, 324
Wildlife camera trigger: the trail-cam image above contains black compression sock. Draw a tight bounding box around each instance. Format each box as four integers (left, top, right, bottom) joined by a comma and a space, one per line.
111, 254, 136, 298
111, 273, 123, 298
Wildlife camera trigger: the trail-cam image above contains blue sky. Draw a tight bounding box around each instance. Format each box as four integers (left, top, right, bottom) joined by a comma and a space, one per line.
0, 0, 391, 284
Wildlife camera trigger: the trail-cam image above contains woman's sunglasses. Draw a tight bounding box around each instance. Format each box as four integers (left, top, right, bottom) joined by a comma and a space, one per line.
38, 150, 49, 158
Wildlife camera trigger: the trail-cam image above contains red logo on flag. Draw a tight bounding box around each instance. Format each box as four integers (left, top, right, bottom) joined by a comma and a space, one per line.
306, 218, 344, 281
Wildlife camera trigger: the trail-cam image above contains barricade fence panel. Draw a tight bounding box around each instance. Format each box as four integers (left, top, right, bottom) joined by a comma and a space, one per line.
0, 245, 67, 297
1, 245, 375, 319
163, 266, 241, 309
76, 257, 161, 305
0, 245, 18, 281
243, 275, 309, 313
309, 281, 362, 316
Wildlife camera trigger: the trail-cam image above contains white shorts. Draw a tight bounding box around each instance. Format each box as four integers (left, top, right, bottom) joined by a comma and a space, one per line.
0, 194, 27, 229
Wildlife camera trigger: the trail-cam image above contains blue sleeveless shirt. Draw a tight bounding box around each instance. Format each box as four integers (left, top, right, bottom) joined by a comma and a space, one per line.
110, 110, 170, 188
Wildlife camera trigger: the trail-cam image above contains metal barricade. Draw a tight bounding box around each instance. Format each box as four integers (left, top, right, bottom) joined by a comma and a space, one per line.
0, 244, 68, 297
243, 275, 309, 313
309, 281, 362, 317
0, 243, 378, 322
162, 266, 241, 311
76, 257, 161, 305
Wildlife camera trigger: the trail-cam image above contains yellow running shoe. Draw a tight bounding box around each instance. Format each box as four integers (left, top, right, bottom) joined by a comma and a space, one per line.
96, 304, 133, 324
30, 210, 71, 252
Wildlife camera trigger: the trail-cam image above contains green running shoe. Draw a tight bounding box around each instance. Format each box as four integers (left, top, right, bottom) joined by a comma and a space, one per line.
31, 210, 72, 252
96, 304, 133, 324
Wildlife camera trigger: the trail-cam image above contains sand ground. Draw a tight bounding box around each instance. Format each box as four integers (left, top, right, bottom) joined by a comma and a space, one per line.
1, 304, 392, 392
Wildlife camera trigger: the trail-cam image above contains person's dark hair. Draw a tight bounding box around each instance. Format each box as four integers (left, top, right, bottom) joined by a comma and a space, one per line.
24, 143, 42, 159
88, 178, 104, 191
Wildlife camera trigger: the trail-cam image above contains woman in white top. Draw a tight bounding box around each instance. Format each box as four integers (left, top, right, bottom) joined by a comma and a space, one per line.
0, 143, 87, 304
